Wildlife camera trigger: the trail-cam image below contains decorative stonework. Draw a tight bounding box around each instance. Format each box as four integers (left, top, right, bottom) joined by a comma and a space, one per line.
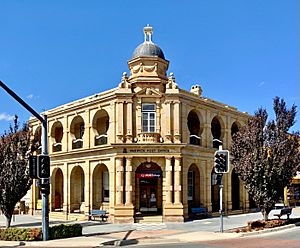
118, 72, 131, 89
167, 72, 178, 89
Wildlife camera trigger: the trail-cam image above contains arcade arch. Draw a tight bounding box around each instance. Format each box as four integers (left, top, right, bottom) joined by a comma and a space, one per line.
70, 166, 85, 212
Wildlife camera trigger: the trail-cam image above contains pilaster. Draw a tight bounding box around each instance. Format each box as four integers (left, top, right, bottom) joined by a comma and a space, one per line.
125, 157, 133, 205
126, 101, 133, 143
173, 101, 181, 143
115, 157, 123, 205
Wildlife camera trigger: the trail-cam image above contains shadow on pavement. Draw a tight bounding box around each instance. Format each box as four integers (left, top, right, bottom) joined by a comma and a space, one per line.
101, 230, 139, 247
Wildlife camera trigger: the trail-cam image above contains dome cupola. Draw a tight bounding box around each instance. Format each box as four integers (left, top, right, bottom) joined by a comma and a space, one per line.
131, 25, 165, 60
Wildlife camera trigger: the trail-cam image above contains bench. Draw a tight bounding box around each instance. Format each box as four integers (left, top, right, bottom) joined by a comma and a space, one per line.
274, 207, 292, 219
87, 210, 108, 221
190, 207, 208, 218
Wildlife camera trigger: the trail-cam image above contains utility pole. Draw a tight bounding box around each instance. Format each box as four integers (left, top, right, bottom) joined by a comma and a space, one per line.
0, 81, 49, 240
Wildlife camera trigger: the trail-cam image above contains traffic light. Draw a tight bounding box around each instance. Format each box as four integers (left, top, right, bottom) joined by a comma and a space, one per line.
29, 155, 38, 179
214, 150, 229, 173
37, 155, 50, 178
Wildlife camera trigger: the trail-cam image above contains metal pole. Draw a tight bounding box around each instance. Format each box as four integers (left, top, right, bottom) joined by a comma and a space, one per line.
0, 81, 44, 122
0, 81, 50, 240
216, 140, 223, 233
219, 175, 223, 233
41, 115, 49, 241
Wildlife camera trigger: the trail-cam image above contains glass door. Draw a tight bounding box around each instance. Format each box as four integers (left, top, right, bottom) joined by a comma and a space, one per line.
139, 179, 158, 213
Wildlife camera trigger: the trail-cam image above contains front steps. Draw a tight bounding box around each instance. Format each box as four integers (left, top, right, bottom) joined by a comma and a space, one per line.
135, 215, 163, 223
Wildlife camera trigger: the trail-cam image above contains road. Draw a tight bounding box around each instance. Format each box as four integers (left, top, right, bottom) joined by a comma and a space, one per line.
134, 226, 300, 248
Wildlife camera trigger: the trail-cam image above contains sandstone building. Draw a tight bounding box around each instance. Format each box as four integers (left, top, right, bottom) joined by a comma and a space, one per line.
29, 26, 251, 223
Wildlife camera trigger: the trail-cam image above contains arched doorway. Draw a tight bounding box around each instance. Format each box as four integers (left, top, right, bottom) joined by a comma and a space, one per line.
187, 164, 200, 211
92, 164, 109, 209
231, 169, 240, 210
70, 166, 85, 213
211, 169, 220, 212
135, 162, 162, 215
51, 168, 64, 211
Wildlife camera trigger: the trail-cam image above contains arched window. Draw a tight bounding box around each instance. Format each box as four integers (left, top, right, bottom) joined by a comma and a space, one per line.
51, 121, 63, 152
70, 116, 85, 149
187, 110, 201, 145
231, 122, 239, 137
92, 110, 109, 146
211, 117, 222, 148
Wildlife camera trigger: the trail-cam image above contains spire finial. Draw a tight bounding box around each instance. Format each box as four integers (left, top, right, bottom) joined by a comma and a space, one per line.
144, 24, 153, 43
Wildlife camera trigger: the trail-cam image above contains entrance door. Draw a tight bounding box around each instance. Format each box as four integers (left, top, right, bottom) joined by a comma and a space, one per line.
139, 179, 158, 213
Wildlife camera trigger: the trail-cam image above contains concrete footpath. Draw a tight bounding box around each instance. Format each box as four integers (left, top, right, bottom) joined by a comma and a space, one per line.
0, 208, 299, 247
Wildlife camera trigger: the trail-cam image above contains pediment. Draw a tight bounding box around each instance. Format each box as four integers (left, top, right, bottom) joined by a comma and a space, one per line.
135, 87, 162, 97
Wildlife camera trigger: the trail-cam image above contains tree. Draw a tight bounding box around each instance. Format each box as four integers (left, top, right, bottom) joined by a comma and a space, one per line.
0, 116, 32, 228
231, 97, 300, 220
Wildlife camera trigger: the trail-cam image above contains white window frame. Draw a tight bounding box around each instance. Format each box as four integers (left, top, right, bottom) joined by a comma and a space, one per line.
142, 103, 156, 133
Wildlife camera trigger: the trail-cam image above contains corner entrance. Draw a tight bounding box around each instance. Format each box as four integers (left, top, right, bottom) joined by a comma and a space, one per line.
135, 163, 162, 215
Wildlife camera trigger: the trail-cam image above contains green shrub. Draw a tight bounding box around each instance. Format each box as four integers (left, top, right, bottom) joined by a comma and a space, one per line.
0, 224, 82, 241
49, 224, 82, 240
0, 228, 42, 241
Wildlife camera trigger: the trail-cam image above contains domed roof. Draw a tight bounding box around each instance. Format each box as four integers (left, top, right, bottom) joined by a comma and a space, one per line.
131, 25, 165, 60
132, 42, 165, 59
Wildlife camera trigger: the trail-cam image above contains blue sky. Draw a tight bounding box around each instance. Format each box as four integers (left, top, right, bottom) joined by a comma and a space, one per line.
0, 0, 299, 134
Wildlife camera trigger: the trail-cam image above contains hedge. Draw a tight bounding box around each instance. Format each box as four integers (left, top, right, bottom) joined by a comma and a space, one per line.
0, 227, 42, 241
0, 223, 82, 241
49, 224, 82, 239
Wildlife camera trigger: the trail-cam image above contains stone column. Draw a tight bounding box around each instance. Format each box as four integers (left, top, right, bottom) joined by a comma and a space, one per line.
164, 101, 172, 143
115, 158, 123, 205
63, 163, 69, 216
223, 128, 230, 150
125, 157, 133, 205
165, 157, 173, 204
156, 99, 161, 134
227, 171, 232, 212
174, 157, 182, 204
173, 101, 181, 143
126, 101, 133, 143
63, 117, 69, 152
83, 110, 90, 149
206, 163, 212, 212
84, 161, 90, 214
204, 123, 213, 148
116, 101, 124, 143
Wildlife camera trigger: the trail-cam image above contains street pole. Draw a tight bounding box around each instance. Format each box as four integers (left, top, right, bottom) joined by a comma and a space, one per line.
213, 138, 224, 233
41, 115, 49, 240
219, 174, 223, 233
0, 80, 49, 241
218, 142, 223, 233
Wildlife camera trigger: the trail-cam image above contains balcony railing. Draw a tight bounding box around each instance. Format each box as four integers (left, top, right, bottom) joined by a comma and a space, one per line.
189, 134, 201, 146
137, 132, 160, 143
72, 138, 83, 149
95, 134, 108, 146
52, 142, 62, 152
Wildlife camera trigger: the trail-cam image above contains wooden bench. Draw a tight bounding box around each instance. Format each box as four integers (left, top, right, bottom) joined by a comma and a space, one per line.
87, 210, 108, 221
274, 207, 292, 219
191, 207, 208, 218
